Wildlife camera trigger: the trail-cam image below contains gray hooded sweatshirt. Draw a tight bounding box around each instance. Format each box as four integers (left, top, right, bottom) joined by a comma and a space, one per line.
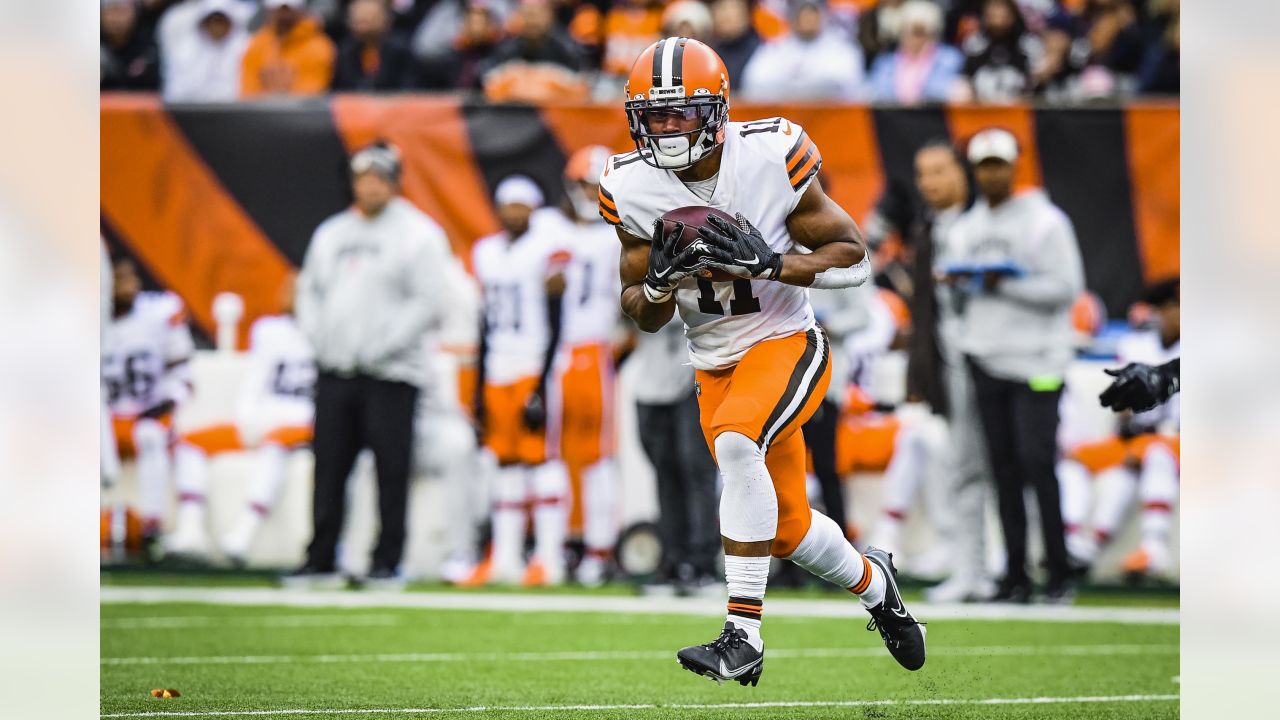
947, 189, 1084, 383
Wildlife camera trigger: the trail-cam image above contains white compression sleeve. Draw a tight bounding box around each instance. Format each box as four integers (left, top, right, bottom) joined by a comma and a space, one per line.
810, 254, 871, 289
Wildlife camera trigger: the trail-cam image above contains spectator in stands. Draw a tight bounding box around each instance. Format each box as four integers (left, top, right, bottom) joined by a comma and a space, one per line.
1070, 0, 1148, 97
480, 0, 588, 101
955, 0, 1038, 101
291, 142, 451, 587
1137, 0, 1178, 95
740, 0, 865, 100
598, 0, 664, 81
867, 0, 964, 103
947, 127, 1084, 603
413, 0, 515, 78
662, 0, 713, 41
709, 0, 761, 88
159, 0, 252, 102
241, 0, 337, 98
420, 1, 505, 89
857, 0, 908, 69
331, 0, 417, 90
101, 0, 162, 91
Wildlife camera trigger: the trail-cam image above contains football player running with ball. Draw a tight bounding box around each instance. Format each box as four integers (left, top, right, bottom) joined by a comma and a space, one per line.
601, 37, 926, 686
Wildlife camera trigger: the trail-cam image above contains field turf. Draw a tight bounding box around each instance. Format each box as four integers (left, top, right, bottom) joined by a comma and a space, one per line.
101, 582, 1178, 719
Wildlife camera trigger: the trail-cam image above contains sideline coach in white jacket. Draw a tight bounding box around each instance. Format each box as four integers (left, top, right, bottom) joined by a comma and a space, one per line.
293, 141, 450, 584
947, 128, 1084, 604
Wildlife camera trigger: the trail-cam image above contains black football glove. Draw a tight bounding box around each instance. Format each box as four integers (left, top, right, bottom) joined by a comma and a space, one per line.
522, 387, 547, 431
1099, 361, 1178, 413
644, 219, 710, 302
696, 212, 783, 281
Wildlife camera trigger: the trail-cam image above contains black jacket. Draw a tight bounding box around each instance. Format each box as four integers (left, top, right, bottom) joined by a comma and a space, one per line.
331, 33, 418, 91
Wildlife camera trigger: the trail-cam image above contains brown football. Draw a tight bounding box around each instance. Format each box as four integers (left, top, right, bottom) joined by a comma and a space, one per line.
660, 205, 737, 283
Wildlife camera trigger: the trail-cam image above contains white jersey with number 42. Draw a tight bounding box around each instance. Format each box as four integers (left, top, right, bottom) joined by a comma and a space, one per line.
598, 117, 822, 370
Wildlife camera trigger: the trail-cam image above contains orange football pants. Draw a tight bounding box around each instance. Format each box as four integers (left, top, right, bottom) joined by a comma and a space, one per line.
1068, 434, 1181, 474
558, 343, 615, 534
695, 328, 832, 557
112, 414, 173, 459
484, 376, 549, 466
180, 423, 313, 454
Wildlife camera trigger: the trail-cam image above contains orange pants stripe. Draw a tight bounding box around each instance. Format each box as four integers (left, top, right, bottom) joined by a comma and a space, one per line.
180, 423, 313, 454
695, 328, 832, 557
112, 414, 173, 459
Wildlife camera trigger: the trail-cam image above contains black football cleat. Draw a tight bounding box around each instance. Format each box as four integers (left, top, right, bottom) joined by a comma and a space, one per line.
676, 622, 764, 686
863, 546, 927, 671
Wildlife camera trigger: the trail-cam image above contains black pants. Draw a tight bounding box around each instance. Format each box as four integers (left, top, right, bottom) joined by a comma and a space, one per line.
306, 372, 419, 573
802, 397, 848, 535
637, 391, 720, 580
968, 359, 1068, 585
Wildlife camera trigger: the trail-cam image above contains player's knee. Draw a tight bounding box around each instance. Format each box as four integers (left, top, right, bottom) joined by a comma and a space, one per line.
713, 431, 764, 475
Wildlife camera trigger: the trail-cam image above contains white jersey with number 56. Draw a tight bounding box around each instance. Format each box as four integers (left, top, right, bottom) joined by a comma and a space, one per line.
598, 117, 821, 370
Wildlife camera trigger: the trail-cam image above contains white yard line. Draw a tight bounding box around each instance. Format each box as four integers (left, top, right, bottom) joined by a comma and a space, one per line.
103, 614, 402, 630
100, 587, 1178, 625
101, 643, 1177, 667
99, 694, 1180, 718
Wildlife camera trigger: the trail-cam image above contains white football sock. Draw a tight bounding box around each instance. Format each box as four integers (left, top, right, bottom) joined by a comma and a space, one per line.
1093, 465, 1139, 547
532, 460, 568, 581
490, 464, 529, 580
582, 459, 619, 557
1057, 458, 1091, 537
787, 509, 886, 608
134, 418, 172, 524
724, 555, 769, 651
1138, 442, 1178, 555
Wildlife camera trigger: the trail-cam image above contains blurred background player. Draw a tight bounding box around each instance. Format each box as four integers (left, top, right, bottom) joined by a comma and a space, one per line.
471, 176, 572, 586
102, 256, 195, 558
415, 255, 485, 583
1060, 278, 1180, 578
948, 127, 1084, 603
632, 315, 721, 594
558, 146, 624, 586
168, 273, 316, 563
901, 138, 994, 603
291, 140, 450, 587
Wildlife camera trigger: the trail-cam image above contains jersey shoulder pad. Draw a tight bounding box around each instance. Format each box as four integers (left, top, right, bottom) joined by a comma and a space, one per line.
597, 151, 647, 228
471, 232, 504, 271
248, 314, 287, 350
734, 117, 822, 193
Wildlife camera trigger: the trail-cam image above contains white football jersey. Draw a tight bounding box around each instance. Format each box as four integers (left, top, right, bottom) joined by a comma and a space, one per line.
236, 315, 316, 432
562, 217, 622, 347
1116, 330, 1180, 432
102, 291, 195, 416
472, 212, 572, 385
598, 117, 820, 370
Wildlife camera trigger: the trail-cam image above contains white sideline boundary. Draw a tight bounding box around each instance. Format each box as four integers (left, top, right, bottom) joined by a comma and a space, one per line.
100, 587, 1179, 625
99, 694, 1180, 718
101, 643, 1177, 667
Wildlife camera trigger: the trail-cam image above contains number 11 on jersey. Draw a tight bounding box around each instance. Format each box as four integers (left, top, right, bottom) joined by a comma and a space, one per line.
696, 278, 761, 317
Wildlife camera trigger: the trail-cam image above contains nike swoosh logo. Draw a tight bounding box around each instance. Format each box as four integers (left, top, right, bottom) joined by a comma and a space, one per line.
718, 657, 761, 678
654, 267, 671, 278
733, 254, 758, 265
782, 121, 793, 136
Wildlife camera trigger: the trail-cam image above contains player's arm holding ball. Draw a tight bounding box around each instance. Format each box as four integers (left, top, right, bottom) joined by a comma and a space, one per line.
696, 131, 868, 289
616, 221, 709, 333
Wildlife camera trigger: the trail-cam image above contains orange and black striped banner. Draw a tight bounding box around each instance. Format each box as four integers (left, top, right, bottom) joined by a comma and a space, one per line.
101, 96, 1178, 344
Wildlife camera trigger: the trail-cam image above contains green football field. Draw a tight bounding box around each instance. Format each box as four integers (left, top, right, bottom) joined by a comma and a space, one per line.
100, 581, 1179, 719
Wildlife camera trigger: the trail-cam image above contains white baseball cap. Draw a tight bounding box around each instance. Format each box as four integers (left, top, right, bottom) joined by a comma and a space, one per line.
967, 128, 1019, 164
494, 175, 544, 209
264, 0, 306, 9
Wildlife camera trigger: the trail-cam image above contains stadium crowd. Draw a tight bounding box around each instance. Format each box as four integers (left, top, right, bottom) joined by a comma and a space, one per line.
102, 0, 1180, 102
